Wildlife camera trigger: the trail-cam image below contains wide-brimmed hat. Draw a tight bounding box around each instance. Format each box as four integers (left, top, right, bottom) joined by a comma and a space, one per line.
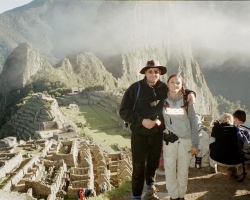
139, 60, 167, 75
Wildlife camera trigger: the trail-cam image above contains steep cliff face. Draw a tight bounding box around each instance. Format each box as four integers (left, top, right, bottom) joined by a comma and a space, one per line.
91, 1, 218, 115
0, 42, 46, 93
119, 51, 218, 115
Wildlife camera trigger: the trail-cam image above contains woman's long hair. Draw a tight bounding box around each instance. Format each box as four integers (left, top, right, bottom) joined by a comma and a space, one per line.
167, 73, 186, 96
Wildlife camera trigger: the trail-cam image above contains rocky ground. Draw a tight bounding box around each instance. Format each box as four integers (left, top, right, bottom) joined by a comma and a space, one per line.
117, 165, 250, 200
153, 165, 250, 200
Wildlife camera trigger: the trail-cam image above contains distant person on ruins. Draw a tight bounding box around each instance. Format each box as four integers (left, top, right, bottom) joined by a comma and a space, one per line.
162, 73, 199, 200
77, 188, 95, 200
209, 113, 242, 178
77, 188, 84, 200
119, 60, 196, 200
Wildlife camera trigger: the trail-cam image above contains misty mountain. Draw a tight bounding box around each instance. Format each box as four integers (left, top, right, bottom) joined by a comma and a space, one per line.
0, 41, 117, 93
201, 58, 250, 108
0, 0, 102, 69
0, 0, 249, 116
195, 50, 250, 109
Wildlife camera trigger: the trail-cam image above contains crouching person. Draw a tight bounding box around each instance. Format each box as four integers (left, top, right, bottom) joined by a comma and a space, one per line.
209, 113, 242, 178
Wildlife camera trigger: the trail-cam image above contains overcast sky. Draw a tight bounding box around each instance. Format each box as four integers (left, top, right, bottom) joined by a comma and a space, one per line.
0, 0, 32, 14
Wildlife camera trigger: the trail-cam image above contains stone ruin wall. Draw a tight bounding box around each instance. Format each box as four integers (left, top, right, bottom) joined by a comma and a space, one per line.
0, 139, 132, 199
25, 181, 52, 198
25, 165, 65, 199
42, 121, 58, 130
67, 143, 95, 198
9, 93, 66, 141
0, 153, 22, 179
70, 173, 90, 181
43, 159, 66, 169
0, 146, 15, 153
18, 159, 67, 199
88, 145, 132, 193
88, 91, 126, 127
2, 156, 39, 191
0, 100, 134, 199
78, 148, 92, 168
45, 140, 78, 167
40, 140, 53, 158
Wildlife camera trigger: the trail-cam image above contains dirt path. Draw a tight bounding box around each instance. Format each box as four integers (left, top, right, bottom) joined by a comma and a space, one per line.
153, 165, 250, 200
115, 165, 250, 200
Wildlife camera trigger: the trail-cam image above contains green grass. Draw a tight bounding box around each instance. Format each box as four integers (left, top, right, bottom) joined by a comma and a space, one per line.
78, 105, 131, 150
0, 176, 12, 189
79, 105, 117, 128
61, 104, 131, 152
105, 180, 132, 200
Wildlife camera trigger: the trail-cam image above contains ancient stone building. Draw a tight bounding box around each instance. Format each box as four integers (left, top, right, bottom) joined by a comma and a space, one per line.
0, 153, 22, 179
0, 137, 17, 147
0, 90, 135, 199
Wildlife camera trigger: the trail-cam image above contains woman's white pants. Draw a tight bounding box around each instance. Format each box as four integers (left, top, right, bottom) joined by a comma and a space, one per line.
163, 138, 192, 199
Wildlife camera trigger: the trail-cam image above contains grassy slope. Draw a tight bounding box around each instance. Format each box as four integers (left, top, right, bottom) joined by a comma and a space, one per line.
61, 104, 131, 152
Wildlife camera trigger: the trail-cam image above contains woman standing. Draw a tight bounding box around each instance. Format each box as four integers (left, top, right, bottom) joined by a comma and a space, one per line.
162, 74, 199, 200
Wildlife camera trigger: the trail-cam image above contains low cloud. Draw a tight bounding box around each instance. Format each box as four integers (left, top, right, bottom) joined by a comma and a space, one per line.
40, 1, 250, 69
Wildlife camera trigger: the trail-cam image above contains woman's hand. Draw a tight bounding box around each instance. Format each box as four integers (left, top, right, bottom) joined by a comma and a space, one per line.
191, 147, 199, 156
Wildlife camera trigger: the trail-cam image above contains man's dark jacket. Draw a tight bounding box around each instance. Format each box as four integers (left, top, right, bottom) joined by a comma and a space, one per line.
119, 78, 166, 135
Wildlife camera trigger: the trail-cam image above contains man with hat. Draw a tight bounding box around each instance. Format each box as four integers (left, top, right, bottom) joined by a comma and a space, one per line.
119, 60, 195, 200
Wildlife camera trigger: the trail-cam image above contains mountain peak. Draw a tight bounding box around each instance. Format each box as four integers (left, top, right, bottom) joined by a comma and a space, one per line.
0, 42, 43, 93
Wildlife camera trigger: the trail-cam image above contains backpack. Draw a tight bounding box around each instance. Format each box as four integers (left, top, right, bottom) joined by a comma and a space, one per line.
123, 81, 140, 128
236, 125, 250, 182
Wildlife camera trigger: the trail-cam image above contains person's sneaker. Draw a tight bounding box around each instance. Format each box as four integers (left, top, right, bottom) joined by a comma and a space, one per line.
142, 186, 160, 200
195, 157, 202, 169
227, 167, 239, 179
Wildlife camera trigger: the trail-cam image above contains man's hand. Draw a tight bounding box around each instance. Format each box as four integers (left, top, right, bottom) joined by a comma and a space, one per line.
187, 92, 196, 104
142, 119, 156, 129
